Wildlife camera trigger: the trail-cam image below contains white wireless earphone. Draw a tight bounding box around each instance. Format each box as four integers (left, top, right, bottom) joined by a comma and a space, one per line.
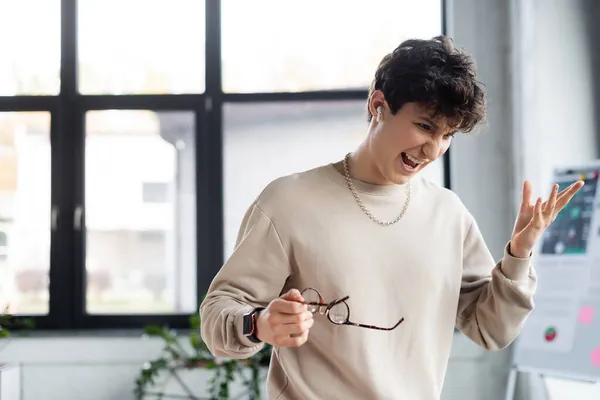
376, 106, 383, 122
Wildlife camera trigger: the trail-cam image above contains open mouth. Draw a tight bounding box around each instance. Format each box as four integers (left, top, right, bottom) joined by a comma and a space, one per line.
401, 152, 424, 171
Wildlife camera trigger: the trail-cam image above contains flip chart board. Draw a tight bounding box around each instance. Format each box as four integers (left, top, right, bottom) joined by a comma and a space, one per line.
512, 161, 600, 382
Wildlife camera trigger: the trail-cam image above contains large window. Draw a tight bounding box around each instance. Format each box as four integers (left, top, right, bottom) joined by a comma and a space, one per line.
84, 110, 197, 314
0, 113, 51, 315
221, 0, 442, 93
78, 0, 205, 94
0, 0, 446, 330
0, 1, 61, 95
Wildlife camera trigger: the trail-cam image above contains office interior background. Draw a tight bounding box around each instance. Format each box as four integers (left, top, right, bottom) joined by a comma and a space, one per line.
0, 0, 599, 399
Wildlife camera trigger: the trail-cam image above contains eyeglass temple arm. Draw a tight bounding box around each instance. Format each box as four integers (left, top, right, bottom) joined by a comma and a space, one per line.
347, 317, 405, 331
303, 302, 329, 308
304, 295, 350, 308
330, 295, 350, 305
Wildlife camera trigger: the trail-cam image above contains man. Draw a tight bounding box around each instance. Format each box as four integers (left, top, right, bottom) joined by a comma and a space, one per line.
200, 36, 583, 399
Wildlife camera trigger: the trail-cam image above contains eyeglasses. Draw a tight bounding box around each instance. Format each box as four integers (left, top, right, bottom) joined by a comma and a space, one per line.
300, 287, 404, 331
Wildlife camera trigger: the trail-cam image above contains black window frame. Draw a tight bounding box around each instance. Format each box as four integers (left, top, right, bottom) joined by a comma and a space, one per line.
0, 0, 449, 331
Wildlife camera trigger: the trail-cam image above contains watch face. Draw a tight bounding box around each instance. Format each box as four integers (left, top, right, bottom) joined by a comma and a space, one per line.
243, 311, 254, 336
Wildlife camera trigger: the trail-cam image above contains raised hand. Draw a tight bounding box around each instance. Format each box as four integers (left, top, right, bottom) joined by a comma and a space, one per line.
510, 180, 585, 258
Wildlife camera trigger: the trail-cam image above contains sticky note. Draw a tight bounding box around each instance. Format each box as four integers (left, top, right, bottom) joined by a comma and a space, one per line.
591, 348, 600, 367
578, 307, 594, 325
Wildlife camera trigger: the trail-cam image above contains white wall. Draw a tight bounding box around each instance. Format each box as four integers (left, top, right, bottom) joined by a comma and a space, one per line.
1, 336, 159, 400
443, 0, 517, 399
520, 0, 597, 196
1, 335, 267, 400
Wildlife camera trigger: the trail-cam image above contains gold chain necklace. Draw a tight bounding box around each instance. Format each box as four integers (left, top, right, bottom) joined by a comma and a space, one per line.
342, 152, 411, 226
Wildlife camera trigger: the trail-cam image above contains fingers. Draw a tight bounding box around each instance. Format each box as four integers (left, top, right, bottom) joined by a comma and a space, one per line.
557, 180, 584, 196
543, 184, 558, 219
280, 289, 305, 303
555, 180, 584, 210
278, 329, 310, 347
270, 300, 313, 337
261, 309, 314, 346
276, 318, 314, 336
257, 289, 314, 348
514, 180, 583, 253
271, 289, 309, 314
270, 298, 307, 314
521, 180, 584, 220
531, 197, 544, 229
521, 180, 533, 208
271, 310, 313, 325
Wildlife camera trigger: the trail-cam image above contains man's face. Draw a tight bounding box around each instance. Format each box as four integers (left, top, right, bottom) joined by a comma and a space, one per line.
368, 101, 456, 185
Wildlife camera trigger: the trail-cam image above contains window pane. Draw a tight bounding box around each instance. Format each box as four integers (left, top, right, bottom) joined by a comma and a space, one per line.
0, 2, 60, 95
223, 101, 444, 257
85, 110, 196, 314
0, 112, 51, 315
221, 0, 442, 93
78, 0, 205, 95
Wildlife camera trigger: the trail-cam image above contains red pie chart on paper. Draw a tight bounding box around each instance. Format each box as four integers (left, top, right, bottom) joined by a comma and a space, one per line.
544, 326, 557, 342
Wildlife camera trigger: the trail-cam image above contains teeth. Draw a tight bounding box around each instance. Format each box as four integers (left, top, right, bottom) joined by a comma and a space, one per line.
405, 154, 425, 165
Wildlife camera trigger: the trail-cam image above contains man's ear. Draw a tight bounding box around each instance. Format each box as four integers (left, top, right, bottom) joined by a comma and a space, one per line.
368, 90, 387, 120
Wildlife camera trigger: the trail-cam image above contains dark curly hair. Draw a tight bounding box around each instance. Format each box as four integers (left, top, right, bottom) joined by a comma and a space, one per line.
368, 35, 486, 133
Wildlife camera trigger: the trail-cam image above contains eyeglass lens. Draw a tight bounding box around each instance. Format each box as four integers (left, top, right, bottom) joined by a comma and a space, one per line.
328, 302, 349, 324
301, 288, 321, 313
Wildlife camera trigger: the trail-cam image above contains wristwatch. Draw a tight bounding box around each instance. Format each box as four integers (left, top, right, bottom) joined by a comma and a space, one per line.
242, 307, 265, 343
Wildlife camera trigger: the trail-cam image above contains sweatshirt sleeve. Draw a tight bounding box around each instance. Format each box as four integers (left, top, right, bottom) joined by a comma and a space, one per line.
455, 218, 538, 350
199, 201, 292, 359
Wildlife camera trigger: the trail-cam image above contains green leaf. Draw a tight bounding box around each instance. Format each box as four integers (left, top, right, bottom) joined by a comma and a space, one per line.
142, 325, 164, 336
143, 325, 178, 344
165, 347, 181, 360
189, 332, 208, 353
204, 361, 217, 369
21, 319, 35, 329
189, 313, 200, 330
153, 359, 169, 369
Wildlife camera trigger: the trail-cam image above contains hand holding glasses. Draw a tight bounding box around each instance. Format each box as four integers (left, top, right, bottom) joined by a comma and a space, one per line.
254, 289, 315, 348
300, 288, 404, 331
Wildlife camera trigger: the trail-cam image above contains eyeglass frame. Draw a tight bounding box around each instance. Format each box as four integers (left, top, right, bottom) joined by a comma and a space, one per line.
300, 287, 404, 331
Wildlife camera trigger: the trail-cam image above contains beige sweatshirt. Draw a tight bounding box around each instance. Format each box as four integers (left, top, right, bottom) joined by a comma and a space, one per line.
200, 163, 537, 400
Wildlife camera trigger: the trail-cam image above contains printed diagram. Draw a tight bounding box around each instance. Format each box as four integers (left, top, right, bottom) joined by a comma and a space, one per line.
541, 172, 599, 255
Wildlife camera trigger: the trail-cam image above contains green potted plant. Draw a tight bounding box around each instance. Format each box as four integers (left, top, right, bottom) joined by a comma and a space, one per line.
0, 304, 34, 355
134, 313, 272, 400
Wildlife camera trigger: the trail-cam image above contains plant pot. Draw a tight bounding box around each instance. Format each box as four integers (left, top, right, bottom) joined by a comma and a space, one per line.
0, 363, 21, 400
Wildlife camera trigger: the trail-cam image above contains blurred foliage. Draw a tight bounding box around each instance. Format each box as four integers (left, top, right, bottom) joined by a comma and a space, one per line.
135, 313, 271, 400
0, 304, 36, 357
